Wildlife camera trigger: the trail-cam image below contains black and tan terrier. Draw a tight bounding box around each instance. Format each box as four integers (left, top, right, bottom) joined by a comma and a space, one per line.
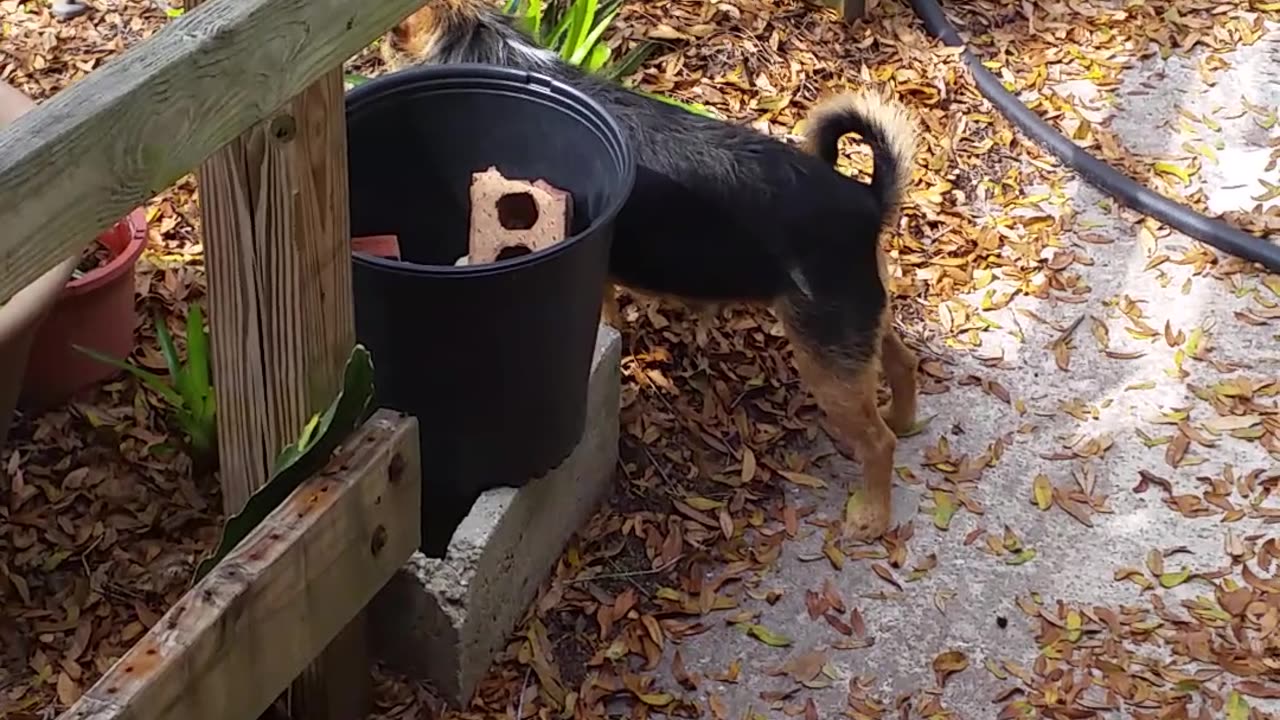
381, 0, 921, 540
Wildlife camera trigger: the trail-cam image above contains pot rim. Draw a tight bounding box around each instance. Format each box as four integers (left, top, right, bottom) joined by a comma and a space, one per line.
345, 63, 636, 279
64, 207, 148, 296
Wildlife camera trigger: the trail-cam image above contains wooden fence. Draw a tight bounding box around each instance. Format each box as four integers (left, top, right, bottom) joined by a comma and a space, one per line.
0, 0, 432, 717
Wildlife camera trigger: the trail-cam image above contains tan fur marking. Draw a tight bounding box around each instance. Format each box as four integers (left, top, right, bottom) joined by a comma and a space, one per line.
879, 326, 917, 435
787, 333, 895, 541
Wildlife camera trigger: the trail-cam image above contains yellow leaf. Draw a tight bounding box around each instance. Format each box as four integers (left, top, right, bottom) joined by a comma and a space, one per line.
824, 544, 846, 571
1153, 161, 1193, 184
1226, 691, 1249, 720
685, 496, 724, 511
1006, 548, 1037, 565
779, 470, 826, 489
636, 692, 674, 707
844, 490, 864, 528
1065, 610, 1083, 642
1160, 567, 1192, 588
932, 490, 957, 530
1032, 474, 1053, 511
1253, 180, 1280, 203
1263, 275, 1280, 298
741, 447, 757, 484
743, 623, 792, 647
898, 414, 935, 438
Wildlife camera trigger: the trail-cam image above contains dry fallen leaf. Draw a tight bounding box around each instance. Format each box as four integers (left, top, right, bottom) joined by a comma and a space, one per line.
932, 650, 969, 688
743, 623, 792, 648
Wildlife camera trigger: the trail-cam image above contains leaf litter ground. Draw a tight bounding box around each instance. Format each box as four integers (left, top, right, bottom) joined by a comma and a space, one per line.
3, 0, 1280, 718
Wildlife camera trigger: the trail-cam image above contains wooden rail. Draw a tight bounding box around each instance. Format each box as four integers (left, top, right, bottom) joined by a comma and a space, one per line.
0, 0, 433, 717
0, 0, 428, 305
57, 411, 422, 720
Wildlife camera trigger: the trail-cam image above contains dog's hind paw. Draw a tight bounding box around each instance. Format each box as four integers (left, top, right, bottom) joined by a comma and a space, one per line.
879, 403, 916, 436
844, 492, 890, 542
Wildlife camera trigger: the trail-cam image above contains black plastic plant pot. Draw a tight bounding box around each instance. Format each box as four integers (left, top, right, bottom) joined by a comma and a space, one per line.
346, 64, 635, 556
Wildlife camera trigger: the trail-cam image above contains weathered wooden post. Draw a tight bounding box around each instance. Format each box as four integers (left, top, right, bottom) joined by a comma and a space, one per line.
191, 9, 367, 718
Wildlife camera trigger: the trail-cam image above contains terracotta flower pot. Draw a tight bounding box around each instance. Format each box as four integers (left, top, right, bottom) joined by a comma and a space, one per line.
20, 208, 149, 409
0, 257, 76, 452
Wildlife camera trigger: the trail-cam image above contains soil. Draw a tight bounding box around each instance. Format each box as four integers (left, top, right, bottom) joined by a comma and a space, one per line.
74, 239, 113, 276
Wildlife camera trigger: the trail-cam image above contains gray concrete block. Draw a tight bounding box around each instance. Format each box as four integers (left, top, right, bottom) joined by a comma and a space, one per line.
369, 325, 621, 706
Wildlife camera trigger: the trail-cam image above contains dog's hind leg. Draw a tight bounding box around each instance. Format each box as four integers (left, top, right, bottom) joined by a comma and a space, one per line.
879, 325, 917, 435
780, 299, 895, 541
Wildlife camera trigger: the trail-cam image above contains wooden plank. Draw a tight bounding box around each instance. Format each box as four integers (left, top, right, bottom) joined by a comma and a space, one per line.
184, 0, 365, 706
201, 68, 355, 511
55, 409, 422, 720
0, 0, 427, 305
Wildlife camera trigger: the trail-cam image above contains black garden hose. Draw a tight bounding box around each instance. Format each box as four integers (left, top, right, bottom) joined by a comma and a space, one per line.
908, 0, 1280, 272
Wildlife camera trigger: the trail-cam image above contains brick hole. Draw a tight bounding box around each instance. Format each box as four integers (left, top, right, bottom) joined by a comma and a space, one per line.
496, 191, 538, 230
495, 245, 533, 261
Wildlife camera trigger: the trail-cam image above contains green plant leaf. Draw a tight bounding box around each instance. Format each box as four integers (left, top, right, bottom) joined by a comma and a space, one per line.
544, 1, 572, 48
184, 304, 212, 410
154, 313, 184, 387
584, 42, 611, 73
562, 0, 596, 62
570, 5, 617, 66
605, 41, 656, 79
638, 90, 718, 118
73, 344, 183, 408
192, 344, 376, 583
528, 0, 546, 41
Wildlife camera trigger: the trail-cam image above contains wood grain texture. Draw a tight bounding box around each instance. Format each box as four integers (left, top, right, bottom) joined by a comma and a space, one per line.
194, 38, 365, 719
202, 69, 354, 509
55, 410, 422, 720
0, 0, 428, 304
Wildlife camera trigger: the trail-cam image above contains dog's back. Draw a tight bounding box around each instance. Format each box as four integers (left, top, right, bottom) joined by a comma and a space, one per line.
386, 2, 887, 298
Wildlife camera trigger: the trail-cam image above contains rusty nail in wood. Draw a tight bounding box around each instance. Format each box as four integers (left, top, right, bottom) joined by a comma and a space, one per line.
389, 454, 405, 484
370, 525, 388, 556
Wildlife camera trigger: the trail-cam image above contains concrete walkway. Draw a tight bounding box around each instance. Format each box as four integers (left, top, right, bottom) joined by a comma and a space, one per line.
662, 23, 1280, 719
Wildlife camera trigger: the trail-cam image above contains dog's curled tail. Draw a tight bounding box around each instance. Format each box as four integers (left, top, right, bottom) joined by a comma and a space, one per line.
805, 90, 917, 216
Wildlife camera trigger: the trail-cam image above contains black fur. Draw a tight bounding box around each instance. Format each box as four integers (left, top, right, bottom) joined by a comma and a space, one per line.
389, 4, 907, 366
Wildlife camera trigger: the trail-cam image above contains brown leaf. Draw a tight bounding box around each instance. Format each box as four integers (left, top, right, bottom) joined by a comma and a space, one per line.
1133, 470, 1173, 495
804, 590, 829, 620
871, 564, 902, 590
1242, 564, 1280, 593
823, 612, 853, 636
740, 447, 757, 484
57, 671, 80, 706
1237, 681, 1280, 699
932, 650, 969, 688
672, 648, 697, 690
822, 577, 846, 614
708, 693, 729, 720
777, 650, 827, 684
849, 607, 866, 638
